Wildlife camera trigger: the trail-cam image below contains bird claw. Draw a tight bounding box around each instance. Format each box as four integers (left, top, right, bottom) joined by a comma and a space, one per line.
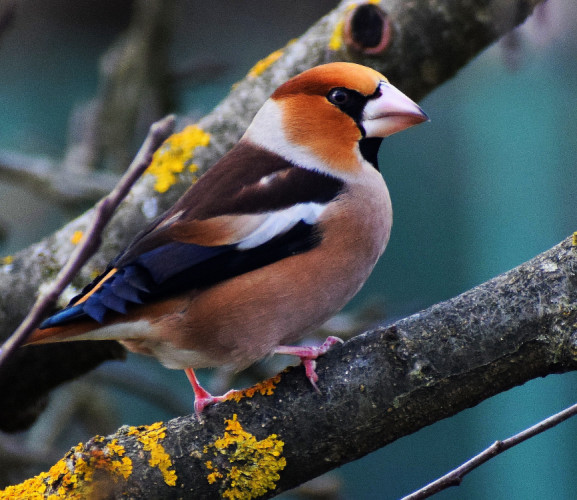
274, 336, 343, 390
185, 367, 237, 418
302, 359, 320, 392
193, 389, 237, 418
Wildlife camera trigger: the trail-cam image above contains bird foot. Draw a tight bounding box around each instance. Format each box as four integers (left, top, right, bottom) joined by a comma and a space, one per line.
185, 336, 343, 416
274, 336, 343, 391
185, 367, 236, 418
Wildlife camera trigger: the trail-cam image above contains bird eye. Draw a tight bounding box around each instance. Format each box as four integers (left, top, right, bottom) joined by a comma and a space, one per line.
327, 88, 350, 106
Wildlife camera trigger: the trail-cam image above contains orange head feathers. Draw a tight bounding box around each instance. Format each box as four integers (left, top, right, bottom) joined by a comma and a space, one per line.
244, 62, 426, 175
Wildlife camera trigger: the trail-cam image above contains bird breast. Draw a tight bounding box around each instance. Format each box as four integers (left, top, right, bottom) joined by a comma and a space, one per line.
142, 166, 392, 371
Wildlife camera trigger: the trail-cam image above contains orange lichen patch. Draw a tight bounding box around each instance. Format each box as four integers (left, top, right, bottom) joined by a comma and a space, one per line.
203, 414, 286, 500
127, 421, 177, 487
224, 373, 282, 403
70, 230, 84, 245
0, 437, 132, 499
145, 125, 210, 193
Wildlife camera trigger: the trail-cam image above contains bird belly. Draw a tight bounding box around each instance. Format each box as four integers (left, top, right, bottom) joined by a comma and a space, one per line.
120, 338, 220, 370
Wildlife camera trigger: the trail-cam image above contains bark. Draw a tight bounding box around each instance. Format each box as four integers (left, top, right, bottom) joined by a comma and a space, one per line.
3, 235, 575, 498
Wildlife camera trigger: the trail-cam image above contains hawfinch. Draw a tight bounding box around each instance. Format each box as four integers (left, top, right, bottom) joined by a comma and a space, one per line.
27, 62, 428, 416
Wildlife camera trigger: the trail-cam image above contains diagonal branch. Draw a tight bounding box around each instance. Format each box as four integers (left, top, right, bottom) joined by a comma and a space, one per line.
2, 234, 575, 498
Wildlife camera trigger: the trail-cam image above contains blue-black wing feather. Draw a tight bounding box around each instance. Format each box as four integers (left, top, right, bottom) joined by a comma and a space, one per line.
39, 221, 320, 328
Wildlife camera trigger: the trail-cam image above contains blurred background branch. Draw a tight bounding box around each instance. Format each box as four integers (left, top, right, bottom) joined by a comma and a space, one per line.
0, 151, 117, 206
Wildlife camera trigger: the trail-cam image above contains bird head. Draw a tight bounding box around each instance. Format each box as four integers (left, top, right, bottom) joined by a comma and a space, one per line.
243, 62, 428, 175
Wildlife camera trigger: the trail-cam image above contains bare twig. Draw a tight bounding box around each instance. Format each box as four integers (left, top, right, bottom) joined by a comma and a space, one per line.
402, 401, 577, 500
0, 115, 175, 370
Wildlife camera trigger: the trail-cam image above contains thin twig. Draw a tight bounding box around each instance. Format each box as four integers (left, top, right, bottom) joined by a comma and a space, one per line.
402, 400, 577, 499
0, 115, 175, 369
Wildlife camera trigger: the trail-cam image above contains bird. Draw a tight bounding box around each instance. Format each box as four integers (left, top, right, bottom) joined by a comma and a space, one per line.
26, 62, 428, 417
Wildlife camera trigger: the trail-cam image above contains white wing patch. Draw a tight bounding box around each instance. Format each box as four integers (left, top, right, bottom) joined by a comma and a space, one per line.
236, 203, 326, 250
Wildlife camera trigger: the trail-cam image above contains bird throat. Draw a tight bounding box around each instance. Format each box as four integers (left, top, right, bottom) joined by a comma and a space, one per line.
359, 137, 383, 171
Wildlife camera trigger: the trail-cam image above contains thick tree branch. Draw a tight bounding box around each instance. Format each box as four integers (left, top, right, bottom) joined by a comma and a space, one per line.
3, 235, 575, 498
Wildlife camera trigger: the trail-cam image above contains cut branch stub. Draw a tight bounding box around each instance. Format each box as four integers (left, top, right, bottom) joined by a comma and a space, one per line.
344, 3, 391, 55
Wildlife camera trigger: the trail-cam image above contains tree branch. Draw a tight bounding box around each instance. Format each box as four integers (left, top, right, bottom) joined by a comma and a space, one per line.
2, 234, 575, 498
402, 399, 577, 499
0, 151, 118, 207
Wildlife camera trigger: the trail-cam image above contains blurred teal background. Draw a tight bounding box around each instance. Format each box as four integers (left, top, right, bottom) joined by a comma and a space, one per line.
0, 1, 576, 498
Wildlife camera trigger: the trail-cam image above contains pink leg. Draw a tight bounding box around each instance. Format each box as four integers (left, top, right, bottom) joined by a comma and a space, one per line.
184, 367, 235, 418
273, 336, 343, 392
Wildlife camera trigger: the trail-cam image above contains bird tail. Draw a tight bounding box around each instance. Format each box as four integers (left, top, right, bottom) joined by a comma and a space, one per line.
25, 321, 98, 345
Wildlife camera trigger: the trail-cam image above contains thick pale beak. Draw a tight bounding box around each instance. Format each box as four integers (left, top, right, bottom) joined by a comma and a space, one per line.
362, 81, 428, 138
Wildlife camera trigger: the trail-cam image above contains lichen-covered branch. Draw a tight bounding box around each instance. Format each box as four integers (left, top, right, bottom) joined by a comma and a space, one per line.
2, 234, 575, 499
0, 0, 544, 428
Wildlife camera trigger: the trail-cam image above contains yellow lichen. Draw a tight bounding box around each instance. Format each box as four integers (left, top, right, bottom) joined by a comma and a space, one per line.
106, 440, 131, 480
90, 269, 102, 280
70, 230, 84, 245
0, 472, 50, 500
224, 373, 282, 403
127, 421, 177, 486
145, 125, 210, 193
1, 255, 13, 266
248, 49, 284, 78
0, 437, 133, 499
203, 414, 286, 500
328, 17, 346, 51
572, 231, 577, 247
329, 3, 361, 51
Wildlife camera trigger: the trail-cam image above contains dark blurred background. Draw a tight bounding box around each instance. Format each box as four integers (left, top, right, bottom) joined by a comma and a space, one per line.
1, 0, 576, 498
